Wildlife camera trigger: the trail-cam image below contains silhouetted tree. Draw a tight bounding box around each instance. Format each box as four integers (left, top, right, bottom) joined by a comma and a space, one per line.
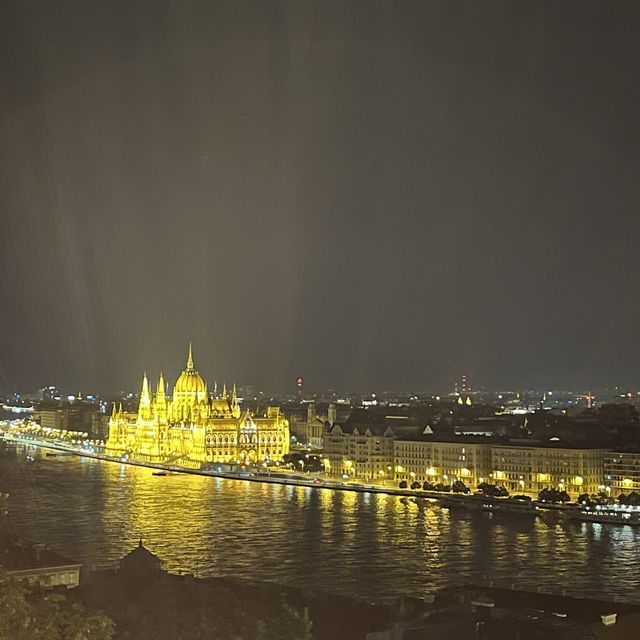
0, 571, 114, 640
452, 480, 470, 494
538, 488, 571, 503
478, 482, 509, 498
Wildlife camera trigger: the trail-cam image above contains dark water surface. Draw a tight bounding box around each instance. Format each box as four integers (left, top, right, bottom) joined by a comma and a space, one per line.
1, 444, 638, 601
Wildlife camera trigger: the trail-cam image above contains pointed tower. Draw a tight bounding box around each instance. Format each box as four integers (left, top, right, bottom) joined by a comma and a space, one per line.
155, 373, 167, 423
186, 342, 194, 371
222, 383, 227, 400
138, 373, 152, 421
232, 383, 237, 405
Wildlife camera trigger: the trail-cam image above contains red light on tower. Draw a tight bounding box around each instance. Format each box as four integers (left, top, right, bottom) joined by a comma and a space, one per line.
296, 376, 303, 387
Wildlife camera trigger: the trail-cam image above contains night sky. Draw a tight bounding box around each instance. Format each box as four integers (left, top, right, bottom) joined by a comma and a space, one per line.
1, 1, 640, 395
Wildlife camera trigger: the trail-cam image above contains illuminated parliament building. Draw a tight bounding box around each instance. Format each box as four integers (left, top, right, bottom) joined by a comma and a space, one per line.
106, 345, 290, 466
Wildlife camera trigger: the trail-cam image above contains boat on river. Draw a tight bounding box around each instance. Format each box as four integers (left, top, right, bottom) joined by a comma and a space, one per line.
566, 503, 640, 526
440, 494, 538, 516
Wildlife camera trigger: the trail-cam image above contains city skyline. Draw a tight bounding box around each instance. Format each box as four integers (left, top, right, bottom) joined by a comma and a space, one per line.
4, 4, 640, 637
5, 346, 640, 402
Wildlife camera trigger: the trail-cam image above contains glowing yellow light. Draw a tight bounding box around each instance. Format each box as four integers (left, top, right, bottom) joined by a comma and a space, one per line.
623, 477, 633, 488
538, 473, 549, 483
396, 465, 404, 473
426, 467, 437, 477
460, 467, 470, 478
494, 470, 505, 480
573, 476, 583, 486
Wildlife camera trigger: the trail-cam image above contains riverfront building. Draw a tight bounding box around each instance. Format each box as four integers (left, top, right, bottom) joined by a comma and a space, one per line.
289, 403, 335, 449
0, 532, 81, 588
394, 440, 490, 486
323, 410, 437, 482
393, 441, 605, 497
489, 443, 604, 496
323, 422, 395, 481
106, 345, 290, 466
324, 426, 608, 497
604, 450, 640, 495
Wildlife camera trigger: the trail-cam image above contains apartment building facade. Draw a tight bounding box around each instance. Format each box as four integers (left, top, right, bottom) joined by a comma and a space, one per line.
324, 429, 608, 497
489, 444, 605, 496
394, 439, 490, 486
604, 450, 640, 495
323, 423, 395, 481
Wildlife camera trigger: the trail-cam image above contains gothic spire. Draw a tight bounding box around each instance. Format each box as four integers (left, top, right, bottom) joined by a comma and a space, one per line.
141, 372, 151, 403
156, 372, 166, 403
186, 342, 194, 370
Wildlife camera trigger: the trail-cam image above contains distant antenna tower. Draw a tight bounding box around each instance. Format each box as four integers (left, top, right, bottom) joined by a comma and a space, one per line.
455, 373, 470, 395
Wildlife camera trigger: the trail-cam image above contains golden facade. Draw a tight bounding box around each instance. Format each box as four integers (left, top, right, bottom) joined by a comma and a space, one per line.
106, 345, 289, 466
390, 439, 605, 497
394, 440, 490, 487
323, 424, 396, 481
490, 445, 604, 497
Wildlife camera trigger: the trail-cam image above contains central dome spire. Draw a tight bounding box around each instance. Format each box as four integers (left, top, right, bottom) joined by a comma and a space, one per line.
186, 342, 194, 370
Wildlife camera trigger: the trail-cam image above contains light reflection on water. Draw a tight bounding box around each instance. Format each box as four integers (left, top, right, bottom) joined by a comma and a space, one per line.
2, 445, 639, 601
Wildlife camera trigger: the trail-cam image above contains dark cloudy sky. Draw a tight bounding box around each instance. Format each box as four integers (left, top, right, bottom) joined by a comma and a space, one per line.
1, 1, 639, 395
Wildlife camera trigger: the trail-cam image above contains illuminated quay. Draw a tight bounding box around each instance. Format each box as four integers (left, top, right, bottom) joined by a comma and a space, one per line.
105, 345, 290, 468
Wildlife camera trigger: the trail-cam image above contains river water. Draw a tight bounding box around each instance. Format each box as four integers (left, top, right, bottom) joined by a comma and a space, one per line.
1, 443, 638, 602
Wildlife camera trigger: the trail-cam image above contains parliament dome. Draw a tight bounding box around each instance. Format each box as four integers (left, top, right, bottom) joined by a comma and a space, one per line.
174, 369, 206, 394
173, 344, 207, 395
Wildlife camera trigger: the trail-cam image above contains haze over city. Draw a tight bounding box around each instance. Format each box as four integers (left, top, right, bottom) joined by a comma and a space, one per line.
2, 1, 640, 395
7, 4, 640, 640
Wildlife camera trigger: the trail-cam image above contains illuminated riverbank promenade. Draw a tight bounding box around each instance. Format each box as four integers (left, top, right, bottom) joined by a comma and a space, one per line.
0, 430, 414, 498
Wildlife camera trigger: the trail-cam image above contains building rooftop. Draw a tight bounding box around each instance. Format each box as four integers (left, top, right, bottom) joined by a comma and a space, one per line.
392, 434, 609, 449
119, 540, 162, 573
0, 532, 81, 572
